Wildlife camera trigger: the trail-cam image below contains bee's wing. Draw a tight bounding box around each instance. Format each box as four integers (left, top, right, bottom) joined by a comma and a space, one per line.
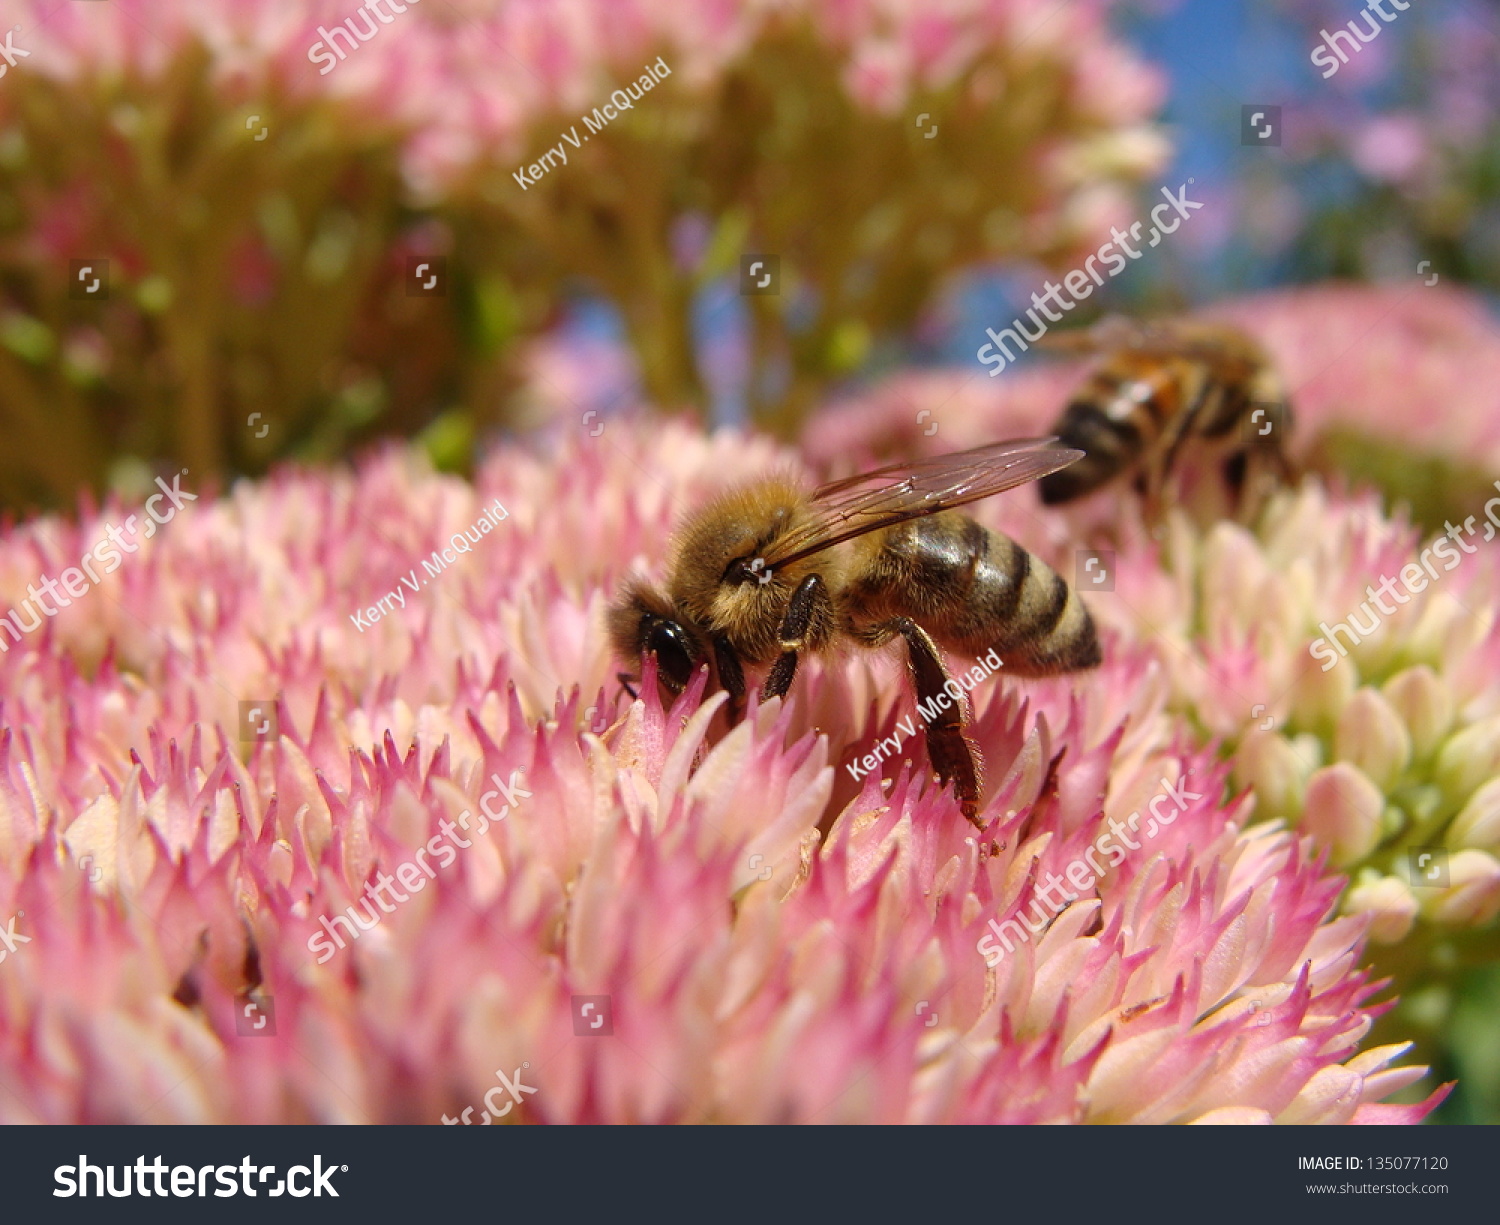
760, 438, 1082, 568
1035, 314, 1155, 354
1039, 316, 1247, 363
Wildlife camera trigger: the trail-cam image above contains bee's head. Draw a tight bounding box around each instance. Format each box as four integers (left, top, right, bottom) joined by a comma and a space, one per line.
607, 578, 706, 697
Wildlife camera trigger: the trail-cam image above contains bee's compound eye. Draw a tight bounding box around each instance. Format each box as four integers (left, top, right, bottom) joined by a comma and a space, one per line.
645, 619, 696, 693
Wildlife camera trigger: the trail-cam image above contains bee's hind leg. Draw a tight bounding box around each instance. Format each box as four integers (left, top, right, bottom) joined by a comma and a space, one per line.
887, 618, 984, 829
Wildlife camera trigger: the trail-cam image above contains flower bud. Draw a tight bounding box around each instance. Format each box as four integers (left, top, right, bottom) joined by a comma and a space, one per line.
1447, 777, 1500, 850
1290, 646, 1356, 728
1433, 715, 1500, 804
1255, 574, 1304, 652
1300, 763, 1384, 866
1380, 666, 1453, 760
1419, 849, 1500, 927
1202, 524, 1270, 632
1333, 688, 1411, 790
1232, 732, 1311, 822
1344, 873, 1418, 944
1406, 592, 1482, 662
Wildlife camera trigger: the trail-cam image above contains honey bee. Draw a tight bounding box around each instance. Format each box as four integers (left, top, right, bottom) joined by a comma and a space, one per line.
608, 439, 1102, 828
1036, 317, 1294, 523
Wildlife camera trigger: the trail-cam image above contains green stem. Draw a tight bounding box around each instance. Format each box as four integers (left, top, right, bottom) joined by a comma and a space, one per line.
163, 305, 222, 479
619, 277, 705, 417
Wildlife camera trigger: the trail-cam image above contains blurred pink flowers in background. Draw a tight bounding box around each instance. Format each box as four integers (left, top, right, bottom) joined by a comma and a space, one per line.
1349, 114, 1429, 186
0, 0, 1170, 506
2, 0, 1165, 196
1255, 0, 1500, 291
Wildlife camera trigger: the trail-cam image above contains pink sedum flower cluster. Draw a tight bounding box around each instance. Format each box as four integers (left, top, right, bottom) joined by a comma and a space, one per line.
0, 420, 1447, 1122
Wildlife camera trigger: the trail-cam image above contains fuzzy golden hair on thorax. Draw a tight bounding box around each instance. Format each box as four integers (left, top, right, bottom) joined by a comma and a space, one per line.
664, 475, 845, 662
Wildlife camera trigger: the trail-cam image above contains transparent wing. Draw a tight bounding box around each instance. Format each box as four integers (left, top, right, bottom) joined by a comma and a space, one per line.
760, 438, 1081, 568
1038, 316, 1249, 362
1035, 315, 1158, 354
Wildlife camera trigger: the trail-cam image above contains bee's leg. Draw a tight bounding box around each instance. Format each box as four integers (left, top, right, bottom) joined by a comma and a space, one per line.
1226, 438, 1291, 526
888, 618, 983, 829
713, 636, 747, 725
1143, 383, 1211, 527
761, 574, 826, 701
1137, 435, 1180, 529
1221, 447, 1249, 515
1139, 461, 1168, 530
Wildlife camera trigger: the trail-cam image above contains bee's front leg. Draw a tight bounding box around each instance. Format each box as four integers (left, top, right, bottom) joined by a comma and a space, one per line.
713, 636, 747, 725
761, 574, 826, 701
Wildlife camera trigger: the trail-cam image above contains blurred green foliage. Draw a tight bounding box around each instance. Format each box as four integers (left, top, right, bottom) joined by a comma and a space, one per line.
1310, 428, 1500, 539
1367, 923, 1500, 1123
0, 15, 1161, 512
0, 47, 555, 514
484, 29, 1160, 436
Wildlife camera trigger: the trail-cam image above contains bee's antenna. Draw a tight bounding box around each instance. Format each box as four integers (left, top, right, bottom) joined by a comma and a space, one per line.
617, 672, 640, 701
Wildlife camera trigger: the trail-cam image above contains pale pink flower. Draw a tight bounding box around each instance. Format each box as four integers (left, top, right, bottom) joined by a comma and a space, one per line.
0, 416, 1447, 1122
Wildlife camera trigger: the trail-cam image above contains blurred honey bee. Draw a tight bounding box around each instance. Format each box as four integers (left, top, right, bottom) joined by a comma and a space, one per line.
608, 439, 1102, 828
1036, 317, 1294, 524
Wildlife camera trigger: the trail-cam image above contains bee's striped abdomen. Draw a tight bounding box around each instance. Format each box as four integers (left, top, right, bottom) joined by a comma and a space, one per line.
958, 523, 1099, 675
1038, 358, 1184, 504
845, 513, 1100, 677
